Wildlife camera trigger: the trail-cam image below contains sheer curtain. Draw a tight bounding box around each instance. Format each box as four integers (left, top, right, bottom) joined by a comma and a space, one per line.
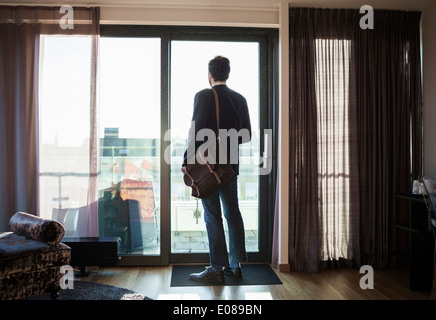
0, 6, 100, 235
289, 8, 422, 271
315, 37, 360, 265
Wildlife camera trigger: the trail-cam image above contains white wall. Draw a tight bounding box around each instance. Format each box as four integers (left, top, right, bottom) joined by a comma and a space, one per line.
100, 5, 279, 27
423, 3, 436, 178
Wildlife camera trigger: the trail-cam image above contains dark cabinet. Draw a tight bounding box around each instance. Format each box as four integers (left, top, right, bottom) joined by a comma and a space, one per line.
62, 237, 121, 275
394, 193, 435, 290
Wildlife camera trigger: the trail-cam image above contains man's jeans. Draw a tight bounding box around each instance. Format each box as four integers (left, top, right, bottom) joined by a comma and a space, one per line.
201, 175, 247, 270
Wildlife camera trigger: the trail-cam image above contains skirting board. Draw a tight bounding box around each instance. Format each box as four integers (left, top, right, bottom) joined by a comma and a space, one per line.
279, 264, 290, 272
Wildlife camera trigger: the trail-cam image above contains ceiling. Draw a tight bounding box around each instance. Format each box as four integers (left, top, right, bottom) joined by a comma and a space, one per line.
1, 0, 435, 11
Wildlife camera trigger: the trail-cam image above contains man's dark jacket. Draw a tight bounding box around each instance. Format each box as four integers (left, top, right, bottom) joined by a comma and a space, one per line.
183, 84, 252, 175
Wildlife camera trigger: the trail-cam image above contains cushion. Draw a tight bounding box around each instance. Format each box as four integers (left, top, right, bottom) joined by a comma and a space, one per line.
9, 212, 65, 245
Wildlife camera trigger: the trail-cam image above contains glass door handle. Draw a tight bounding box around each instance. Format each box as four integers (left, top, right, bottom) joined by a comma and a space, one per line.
259, 129, 272, 176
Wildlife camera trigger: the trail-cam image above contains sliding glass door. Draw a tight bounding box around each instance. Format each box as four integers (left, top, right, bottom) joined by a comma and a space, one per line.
170, 40, 261, 260
39, 32, 166, 265
168, 27, 275, 264
39, 26, 277, 266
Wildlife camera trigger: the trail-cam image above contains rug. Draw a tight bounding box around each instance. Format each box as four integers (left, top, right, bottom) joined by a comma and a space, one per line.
170, 264, 282, 287
24, 280, 152, 300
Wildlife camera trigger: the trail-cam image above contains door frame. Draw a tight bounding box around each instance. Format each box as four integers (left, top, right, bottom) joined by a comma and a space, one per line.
100, 25, 278, 266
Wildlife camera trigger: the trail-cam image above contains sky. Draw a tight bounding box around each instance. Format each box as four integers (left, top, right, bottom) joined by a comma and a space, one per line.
39, 35, 260, 147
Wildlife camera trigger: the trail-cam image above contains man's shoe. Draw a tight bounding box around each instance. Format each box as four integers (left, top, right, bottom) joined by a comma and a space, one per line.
224, 266, 243, 279
189, 267, 224, 283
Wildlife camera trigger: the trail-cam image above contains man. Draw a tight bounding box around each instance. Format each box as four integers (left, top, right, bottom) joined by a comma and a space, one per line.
183, 56, 251, 283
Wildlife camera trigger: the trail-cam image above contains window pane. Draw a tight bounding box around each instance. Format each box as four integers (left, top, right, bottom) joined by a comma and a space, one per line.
39, 35, 93, 236
39, 36, 161, 256
170, 41, 260, 253
98, 37, 161, 255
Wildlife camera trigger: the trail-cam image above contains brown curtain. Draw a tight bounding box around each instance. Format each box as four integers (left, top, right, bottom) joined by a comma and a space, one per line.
354, 10, 423, 268
0, 9, 40, 231
0, 6, 100, 232
288, 8, 321, 272
289, 8, 422, 271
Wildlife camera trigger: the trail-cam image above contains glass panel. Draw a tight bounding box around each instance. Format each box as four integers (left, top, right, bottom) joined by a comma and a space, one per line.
98, 37, 161, 255
39, 36, 161, 256
170, 41, 260, 254
39, 35, 93, 236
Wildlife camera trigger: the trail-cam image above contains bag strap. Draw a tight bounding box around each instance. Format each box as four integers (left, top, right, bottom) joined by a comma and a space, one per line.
212, 88, 220, 140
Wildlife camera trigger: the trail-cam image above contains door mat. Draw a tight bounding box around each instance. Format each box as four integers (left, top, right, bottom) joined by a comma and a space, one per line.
170, 264, 282, 287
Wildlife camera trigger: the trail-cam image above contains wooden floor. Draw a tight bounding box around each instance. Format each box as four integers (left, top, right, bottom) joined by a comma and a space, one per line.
77, 264, 436, 300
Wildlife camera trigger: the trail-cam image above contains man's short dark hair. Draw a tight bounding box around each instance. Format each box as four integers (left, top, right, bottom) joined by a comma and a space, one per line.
208, 56, 230, 81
